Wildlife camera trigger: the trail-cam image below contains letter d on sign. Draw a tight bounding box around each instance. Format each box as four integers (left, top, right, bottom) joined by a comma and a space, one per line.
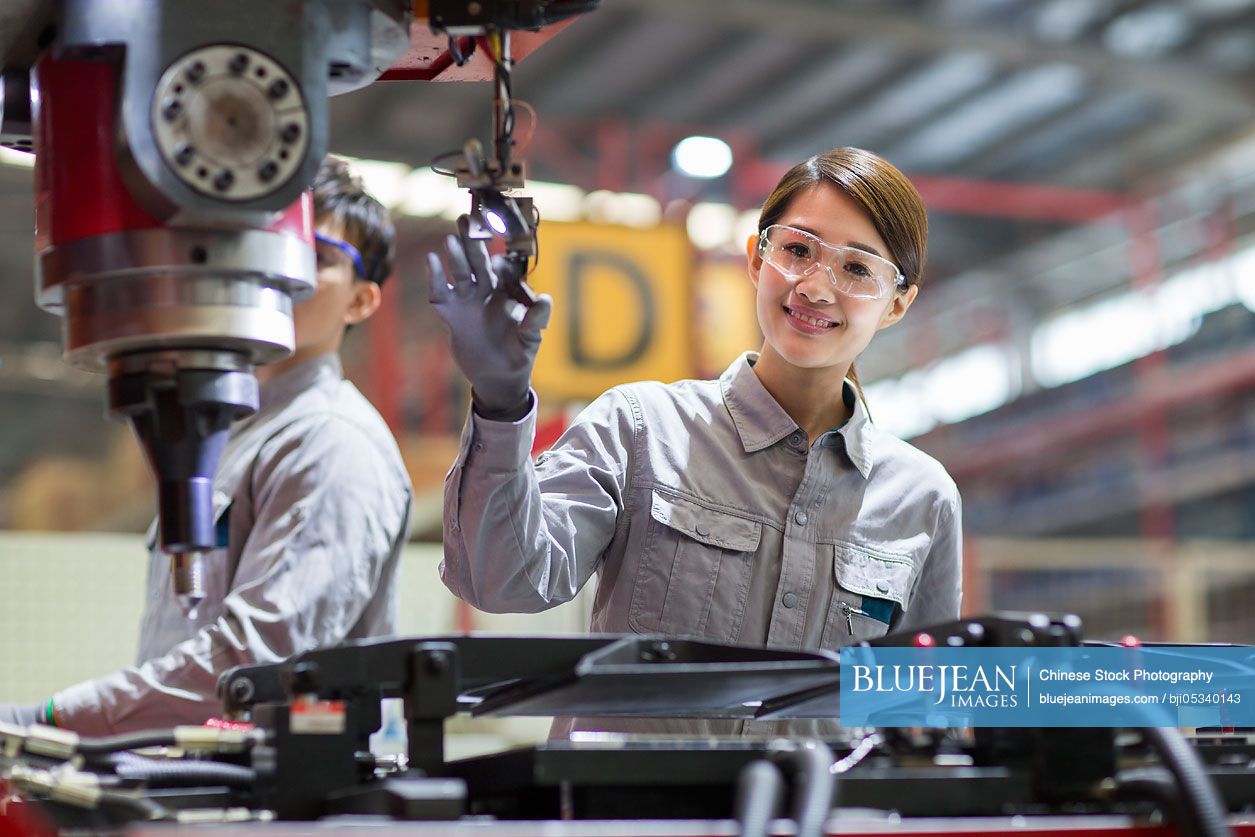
567, 251, 654, 369
529, 220, 692, 401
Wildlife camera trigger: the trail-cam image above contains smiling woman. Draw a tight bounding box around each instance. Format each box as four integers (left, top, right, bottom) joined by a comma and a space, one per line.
430, 146, 961, 739
748, 147, 928, 434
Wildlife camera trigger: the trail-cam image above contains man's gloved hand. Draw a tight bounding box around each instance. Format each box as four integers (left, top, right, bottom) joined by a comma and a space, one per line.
0, 703, 43, 727
427, 234, 552, 422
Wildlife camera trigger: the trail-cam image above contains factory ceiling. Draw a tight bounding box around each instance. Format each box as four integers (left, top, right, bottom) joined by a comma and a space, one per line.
0, 0, 1252, 487
328, 0, 1255, 280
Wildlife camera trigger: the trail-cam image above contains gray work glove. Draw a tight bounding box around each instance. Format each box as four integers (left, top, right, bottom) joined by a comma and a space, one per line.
0, 702, 43, 727
427, 234, 552, 422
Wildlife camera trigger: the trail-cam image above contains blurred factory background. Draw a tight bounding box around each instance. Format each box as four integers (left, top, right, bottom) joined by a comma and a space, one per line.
2, 0, 1254, 700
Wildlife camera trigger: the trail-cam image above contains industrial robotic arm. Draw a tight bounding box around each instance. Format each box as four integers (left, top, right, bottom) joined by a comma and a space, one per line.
0, 0, 595, 612
10, 0, 412, 612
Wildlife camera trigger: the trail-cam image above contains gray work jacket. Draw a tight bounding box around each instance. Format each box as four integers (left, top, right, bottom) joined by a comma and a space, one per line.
55, 354, 413, 735
441, 352, 961, 736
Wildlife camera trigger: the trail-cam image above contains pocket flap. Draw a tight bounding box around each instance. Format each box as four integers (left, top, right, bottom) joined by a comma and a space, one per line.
650, 490, 762, 552
833, 543, 915, 609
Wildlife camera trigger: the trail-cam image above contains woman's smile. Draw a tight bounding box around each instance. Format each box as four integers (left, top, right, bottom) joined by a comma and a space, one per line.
782, 302, 841, 335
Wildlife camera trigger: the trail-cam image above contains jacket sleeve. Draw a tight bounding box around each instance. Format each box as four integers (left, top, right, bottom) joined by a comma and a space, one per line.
440, 388, 635, 613
894, 487, 963, 632
52, 416, 412, 736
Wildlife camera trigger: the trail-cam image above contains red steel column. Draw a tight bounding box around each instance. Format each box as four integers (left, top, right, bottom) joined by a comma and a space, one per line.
368, 276, 404, 434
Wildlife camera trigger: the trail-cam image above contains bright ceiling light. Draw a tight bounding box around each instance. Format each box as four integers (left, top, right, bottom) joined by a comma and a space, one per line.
524, 179, 585, 222
583, 190, 661, 228
686, 202, 737, 251
672, 136, 733, 179
338, 156, 411, 209
397, 167, 465, 219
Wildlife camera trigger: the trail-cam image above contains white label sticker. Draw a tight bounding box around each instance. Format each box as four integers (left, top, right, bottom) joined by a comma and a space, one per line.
289, 700, 346, 735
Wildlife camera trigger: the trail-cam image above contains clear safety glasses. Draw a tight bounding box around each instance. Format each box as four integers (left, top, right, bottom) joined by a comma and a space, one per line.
757, 224, 906, 300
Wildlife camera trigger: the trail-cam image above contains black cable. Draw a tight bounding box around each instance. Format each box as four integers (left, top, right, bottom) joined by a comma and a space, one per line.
734, 759, 784, 837
1142, 726, 1231, 837
429, 149, 467, 177
446, 34, 475, 67
74, 731, 179, 757
107, 752, 256, 790
1113, 766, 1191, 835
528, 203, 541, 276
489, 41, 515, 172
13, 778, 171, 821
767, 740, 835, 837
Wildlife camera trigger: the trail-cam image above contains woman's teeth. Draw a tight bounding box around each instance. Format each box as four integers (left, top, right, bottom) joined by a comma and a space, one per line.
786, 307, 836, 328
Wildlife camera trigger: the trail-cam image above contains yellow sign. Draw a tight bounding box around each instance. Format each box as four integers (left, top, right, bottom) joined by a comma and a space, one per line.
693, 259, 760, 378
530, 221, 694, 401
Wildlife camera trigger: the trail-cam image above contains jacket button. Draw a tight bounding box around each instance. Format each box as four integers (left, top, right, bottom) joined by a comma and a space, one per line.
695, 524, 710, 538
782, 592, 798, 608
794, 511, 808, 526
876, 581, 890, 593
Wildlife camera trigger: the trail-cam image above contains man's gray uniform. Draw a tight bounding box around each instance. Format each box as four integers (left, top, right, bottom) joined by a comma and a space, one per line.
55, 354, 412, 735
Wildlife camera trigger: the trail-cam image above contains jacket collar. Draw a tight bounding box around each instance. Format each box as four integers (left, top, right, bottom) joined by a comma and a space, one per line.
837, 383, 873, 479
720, 352, 873, 478
230, 353, 343, 433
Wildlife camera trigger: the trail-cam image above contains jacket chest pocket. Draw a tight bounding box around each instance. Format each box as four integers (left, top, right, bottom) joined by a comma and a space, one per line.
821, 542, 916, 647
628, 490, 762, 643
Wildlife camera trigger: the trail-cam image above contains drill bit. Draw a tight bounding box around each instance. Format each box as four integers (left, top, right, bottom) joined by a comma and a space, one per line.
170, 550, 207, 618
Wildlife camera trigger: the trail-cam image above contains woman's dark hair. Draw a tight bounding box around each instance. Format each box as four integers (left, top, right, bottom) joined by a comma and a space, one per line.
312, 155, 396, 286
757, 147, 928, 397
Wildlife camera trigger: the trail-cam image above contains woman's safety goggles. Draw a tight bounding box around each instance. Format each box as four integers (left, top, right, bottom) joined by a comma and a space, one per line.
757, 224, 907, 300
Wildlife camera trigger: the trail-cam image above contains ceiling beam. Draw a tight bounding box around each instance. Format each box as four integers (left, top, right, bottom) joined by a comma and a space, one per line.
736, 156, 1133, 222
961, 92, 1157, 179
624, 0, 1254, 123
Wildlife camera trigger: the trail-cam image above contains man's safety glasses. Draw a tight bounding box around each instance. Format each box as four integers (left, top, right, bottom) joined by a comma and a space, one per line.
757, 224, 906, 300
315, 231, 368, 281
